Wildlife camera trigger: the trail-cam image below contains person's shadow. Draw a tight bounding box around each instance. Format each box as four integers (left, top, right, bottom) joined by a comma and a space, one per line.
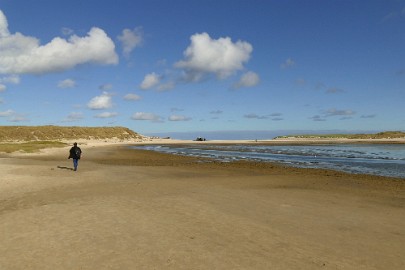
57, 166, 74, 171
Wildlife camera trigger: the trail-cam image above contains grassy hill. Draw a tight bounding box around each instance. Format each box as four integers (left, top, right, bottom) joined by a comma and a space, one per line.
275, 131, 405, 140
0, 126, 142, 142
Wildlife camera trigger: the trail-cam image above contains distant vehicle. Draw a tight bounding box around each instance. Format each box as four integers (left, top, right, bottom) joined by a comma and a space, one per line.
195, 137, 206, 141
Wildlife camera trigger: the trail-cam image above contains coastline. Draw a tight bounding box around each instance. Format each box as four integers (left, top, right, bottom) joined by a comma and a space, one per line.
131, 137, 405, 145
1, 141, 404, 269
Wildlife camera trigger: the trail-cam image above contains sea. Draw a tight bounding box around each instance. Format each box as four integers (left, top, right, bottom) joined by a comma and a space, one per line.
133, 143, 405, 179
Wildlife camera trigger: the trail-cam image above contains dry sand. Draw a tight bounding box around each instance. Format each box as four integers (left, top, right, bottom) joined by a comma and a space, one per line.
0, 141, 404, 269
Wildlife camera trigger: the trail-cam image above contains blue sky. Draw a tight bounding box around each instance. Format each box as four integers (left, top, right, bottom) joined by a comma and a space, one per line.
0, 0, 404, 138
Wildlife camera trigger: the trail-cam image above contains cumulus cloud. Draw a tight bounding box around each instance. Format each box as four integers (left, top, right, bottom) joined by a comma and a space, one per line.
280, 58, 295, 69
0, 10, 9, 37
324, 108, 356, 117
117, 27, 143, 58
0, 84, 5, 92
310, 109, 356, 121
0, 109, 27, 122
87, 92, 113, 110
94, 112, 118, 118
124, 93, 141, 101
63, 112, 84, 122
140, 72, 160, 90
233, 71, 260, 89
168, 115, 192, 121
0, 109, 14, 117
9, 115, 28, 122
0, 10, 118, 75
131, 112, 162, 122
309, 115, 326, 122
361, 114, 376, 119
157, 81, 175, 91
244, 112, 283, 120
57, 79, 76, 88
244, 113, 268, 120
175, 32, 253, 81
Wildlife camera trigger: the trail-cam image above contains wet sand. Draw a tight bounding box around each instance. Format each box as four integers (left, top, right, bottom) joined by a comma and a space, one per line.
1, 144, 404, 269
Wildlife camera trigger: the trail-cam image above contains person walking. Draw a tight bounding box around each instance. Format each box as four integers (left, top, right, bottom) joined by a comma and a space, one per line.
68, 142, 82, 171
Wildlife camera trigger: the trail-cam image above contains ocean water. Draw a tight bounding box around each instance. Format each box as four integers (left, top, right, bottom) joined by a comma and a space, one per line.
133, 144, 405, 179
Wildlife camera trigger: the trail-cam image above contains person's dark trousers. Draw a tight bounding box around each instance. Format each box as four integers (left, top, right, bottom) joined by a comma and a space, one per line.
73, 159, 79, 171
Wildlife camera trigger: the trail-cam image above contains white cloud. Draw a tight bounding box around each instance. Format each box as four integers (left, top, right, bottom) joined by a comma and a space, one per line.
0, 109, 14, 117
157, 81, 175, 91
244, 113, 268, 120
10, 115, 28, 122
0, 10, 118, 75
0, 84, 5, 92
94, 112, 118, 118
57, 79, 76, 88
124, 93, 141, 101
168, 115, 192, 121
175, 32, 253, 81
280, 58, 295, 69
361, 114, 376, 119
0, 74, 20, 84
325, 108, 356, 117
0, 10, 9, 37
140, 72, 160, 90
63, 112, 84, 122
87, 92, 113, 110
233, 71, 260, 89
310, 115, 326, 122
117, 27, 143, 57
0, 109, 28, 122
131, 112, 162, 122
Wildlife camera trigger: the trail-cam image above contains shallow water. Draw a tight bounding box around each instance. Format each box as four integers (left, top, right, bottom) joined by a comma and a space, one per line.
133, 144, 405, 179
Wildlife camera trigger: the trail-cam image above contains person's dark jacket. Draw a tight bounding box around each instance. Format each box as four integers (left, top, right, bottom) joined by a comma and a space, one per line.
68, 146, 82, 159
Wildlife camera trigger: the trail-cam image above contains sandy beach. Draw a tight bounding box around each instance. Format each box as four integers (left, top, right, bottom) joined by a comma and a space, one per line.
1, 141, 404, 269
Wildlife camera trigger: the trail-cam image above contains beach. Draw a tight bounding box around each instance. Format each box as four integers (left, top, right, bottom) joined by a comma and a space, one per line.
1, 141, 404, 269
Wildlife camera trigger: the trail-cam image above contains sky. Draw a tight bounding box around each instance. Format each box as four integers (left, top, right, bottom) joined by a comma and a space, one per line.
0, 0, 404, 139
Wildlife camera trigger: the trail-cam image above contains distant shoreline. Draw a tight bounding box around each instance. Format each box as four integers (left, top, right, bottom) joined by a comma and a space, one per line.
130, 137, 405, 146
2, 137, 405, 156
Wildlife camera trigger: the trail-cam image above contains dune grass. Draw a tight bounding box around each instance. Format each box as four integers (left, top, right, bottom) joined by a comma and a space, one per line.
0, 141, 67, 153
0, 125, 141, 142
